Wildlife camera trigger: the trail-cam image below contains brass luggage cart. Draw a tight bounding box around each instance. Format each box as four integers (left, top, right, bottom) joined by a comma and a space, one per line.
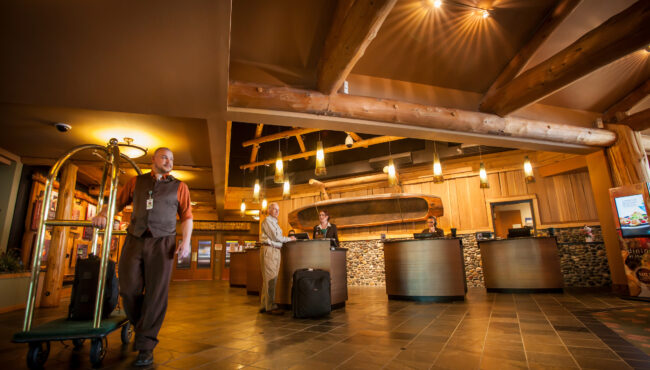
12, 139, 143, 368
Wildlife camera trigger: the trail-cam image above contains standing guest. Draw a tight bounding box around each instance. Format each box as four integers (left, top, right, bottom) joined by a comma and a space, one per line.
259, 202, 295, 314
313, 209, 340, 248
422, 216, 444, 237
92, 147, 192, 367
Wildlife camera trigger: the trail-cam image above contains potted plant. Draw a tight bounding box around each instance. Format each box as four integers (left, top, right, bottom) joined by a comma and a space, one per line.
0, 250, 41, 313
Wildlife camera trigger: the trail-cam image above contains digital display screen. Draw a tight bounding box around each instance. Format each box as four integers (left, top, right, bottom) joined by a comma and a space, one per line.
614, 194, 650, 238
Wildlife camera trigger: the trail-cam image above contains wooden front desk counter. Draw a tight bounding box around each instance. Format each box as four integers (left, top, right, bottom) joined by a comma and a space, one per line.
229, 251, 247, 287
275, 239, 348, 308
245, 248, 262, 295
383, 238, 466, 301
478, 237, 563, 293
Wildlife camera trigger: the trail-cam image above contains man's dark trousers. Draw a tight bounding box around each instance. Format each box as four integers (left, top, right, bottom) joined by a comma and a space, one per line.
118, 233, 176, 350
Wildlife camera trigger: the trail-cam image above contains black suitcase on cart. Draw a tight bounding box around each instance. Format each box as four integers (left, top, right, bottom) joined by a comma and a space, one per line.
68, 255, 119, 320
291, 268, 331, 318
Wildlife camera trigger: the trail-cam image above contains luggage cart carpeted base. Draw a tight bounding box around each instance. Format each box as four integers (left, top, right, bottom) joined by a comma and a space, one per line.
13, 313, 131, 369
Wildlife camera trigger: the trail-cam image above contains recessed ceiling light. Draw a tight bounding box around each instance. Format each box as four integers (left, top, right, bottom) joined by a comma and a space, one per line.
54, 122, 71, 132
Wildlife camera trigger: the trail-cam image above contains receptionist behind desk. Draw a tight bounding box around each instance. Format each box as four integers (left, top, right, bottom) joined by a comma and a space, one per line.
422, 216, 444, 237
313, 209, 340, 247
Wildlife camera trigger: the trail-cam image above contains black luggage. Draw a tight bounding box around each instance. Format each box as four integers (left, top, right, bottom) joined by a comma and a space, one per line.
68, 254, 119, 320
291, 268, 331, 318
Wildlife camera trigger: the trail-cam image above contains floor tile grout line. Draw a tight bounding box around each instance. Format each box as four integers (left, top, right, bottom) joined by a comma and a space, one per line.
425, 305, 470, 369
532, 294, 582, 369
514, 294, 531, 369
476, 291, 497, 369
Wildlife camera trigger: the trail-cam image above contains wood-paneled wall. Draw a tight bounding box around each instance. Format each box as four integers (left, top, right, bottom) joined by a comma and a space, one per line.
230, 150, 599, 241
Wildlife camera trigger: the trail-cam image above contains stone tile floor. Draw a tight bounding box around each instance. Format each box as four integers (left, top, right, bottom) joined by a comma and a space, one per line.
1, 282, 649, 369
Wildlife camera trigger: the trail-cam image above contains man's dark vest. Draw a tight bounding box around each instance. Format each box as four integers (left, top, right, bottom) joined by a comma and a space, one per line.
128, 173, 180, 238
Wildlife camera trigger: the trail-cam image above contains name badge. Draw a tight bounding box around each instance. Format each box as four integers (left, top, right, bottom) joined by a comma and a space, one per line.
146, 190, 154, 210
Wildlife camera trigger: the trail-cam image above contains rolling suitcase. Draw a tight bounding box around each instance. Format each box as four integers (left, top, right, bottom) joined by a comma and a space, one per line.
291, 268, 331, 318
68, 254, 119, 320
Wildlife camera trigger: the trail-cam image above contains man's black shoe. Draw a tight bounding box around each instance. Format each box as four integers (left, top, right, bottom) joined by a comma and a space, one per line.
133, 350, 154, 367
258, 308, 266, 313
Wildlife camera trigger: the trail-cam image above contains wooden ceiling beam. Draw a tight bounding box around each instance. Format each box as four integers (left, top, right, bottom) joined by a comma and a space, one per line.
229, 81, 617, 148
346, 132, 362, 142
481, 0, 581, 105
602, 79, 650, 123
249, 123, 264, 163
240, 135, 405, 170
295, 134, 307, 153
618, 108, 650, 132
317, 0, 397, 95
242, 128, 320, 147
480, 1, 650, 117
537, 155, 586, 177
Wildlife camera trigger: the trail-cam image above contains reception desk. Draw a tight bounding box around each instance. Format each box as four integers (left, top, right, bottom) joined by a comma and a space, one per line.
275, 239, 348, 308
479, 237, 563, 293
384, 238, 466, 301
229, 251, 247, 287
245, 248, 262, 295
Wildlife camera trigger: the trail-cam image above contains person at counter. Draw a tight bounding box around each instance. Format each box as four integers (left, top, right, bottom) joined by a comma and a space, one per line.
422, 216, 444, 237
259, 202, 295, 315
313, 209, 339, 247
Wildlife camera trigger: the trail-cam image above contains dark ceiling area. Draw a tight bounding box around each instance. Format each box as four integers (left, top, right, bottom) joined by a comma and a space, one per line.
228, 122, 511, 188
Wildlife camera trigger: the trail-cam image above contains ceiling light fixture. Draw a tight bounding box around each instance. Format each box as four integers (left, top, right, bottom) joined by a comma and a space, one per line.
479, 146, 489, 189
523, 156, 535, 183
315, 139, 327, 176
253, 179, 261, 203
427, 0, 491, 18
345, 134, 354, 148
432, 0, 442, 8
240, 199, 246, 217
274, 150, 284, 183
283, 179, 291, 200
118, 137, 148, 159
261, 198, 268, 212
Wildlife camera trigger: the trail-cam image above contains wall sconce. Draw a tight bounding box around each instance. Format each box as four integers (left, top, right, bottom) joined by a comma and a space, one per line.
433, 152, 444, 183
315, 140, 327, 176
523, 156, 535, 183
283, 180, 291, 200
274, 151, 284, 183
253, 179, 261, 203
479, 162, 489, 188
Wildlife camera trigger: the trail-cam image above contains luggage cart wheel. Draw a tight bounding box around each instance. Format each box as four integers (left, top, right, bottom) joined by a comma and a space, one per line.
121, 322, 132, 344
27, 341, 50, 369
90, 337, 107, 366
72, 338, 85, 350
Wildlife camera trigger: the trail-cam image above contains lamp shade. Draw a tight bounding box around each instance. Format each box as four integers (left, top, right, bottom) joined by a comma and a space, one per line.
283, 180, 291, 200
274, 151, 284, 183
479, 162, 489, 188
433, 152, 443, 183
240, 199, 246, 216
387, 158, 397, 186
315, 140, 327, 176
253, 179, 261, 203
523, 156, 535, 183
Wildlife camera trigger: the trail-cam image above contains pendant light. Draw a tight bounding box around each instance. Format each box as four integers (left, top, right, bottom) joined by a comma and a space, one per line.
523, 156, 535, 183
315, 134, 327, 176
274, 150, 284, 183
432, 142, 443, 183
283, 179, 291, 200
479, 146, 489, 188
253, 179, 261, 203
387, 141, 397, 186
261, 198, 268, 212
240, 199, 246, 217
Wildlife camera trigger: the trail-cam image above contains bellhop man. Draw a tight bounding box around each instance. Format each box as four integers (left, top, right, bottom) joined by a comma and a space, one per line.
92, 147, 193, 367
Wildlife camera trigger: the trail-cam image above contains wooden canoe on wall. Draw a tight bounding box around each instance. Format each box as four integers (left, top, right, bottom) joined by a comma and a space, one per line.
288, 193, 444, 230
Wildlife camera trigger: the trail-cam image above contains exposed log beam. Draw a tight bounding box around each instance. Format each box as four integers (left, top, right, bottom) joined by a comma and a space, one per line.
537, 155, 586, 177
295, 134, 307, 153
640, 135, 650, 152
309, 173, 388, 189
317, 0, 397, 94
481, 0, 581, 104
346, 132, 362, 142
480, 1, 650, 116
240, 135, 404, 170
249, 123, 264, 163
229, 81, 617, 148
618, 108, 650, 132
242, 128, 320, 147
603, 79, 650, 123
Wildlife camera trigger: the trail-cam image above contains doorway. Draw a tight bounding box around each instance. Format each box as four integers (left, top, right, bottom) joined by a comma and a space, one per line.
172, 235, 214, 281
491, 199, 535, 239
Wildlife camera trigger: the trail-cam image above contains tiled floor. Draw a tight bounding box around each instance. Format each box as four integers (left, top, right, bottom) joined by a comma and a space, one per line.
1, 282, 649, 369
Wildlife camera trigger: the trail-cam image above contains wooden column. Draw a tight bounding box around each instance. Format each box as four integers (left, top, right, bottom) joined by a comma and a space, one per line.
585, 151, 627, 293
605, 124, 650, 186
41, 163, 78, 307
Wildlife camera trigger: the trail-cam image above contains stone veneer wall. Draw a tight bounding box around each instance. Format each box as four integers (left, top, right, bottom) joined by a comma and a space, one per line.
342, 225, 611, 288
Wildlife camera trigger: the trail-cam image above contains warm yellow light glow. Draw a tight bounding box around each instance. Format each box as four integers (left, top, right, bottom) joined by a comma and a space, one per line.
433, 0, 442, 8
433, 152, 443, 183
479, 162, 489, 188
261, 199, 268, 211
93, 129, 160, 155
253, 179, 261, 203
482, 9, 489, 18
388, 158, 397, 186
240, 199, 246, 216
315, 140, 327, 176
274, 151, 284, 183
283, 180, 291, 200
523, 156, 535, 183
170, 170, 196, 181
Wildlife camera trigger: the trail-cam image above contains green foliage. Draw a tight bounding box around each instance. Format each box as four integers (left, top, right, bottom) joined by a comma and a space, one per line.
0, 250, 24, 273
